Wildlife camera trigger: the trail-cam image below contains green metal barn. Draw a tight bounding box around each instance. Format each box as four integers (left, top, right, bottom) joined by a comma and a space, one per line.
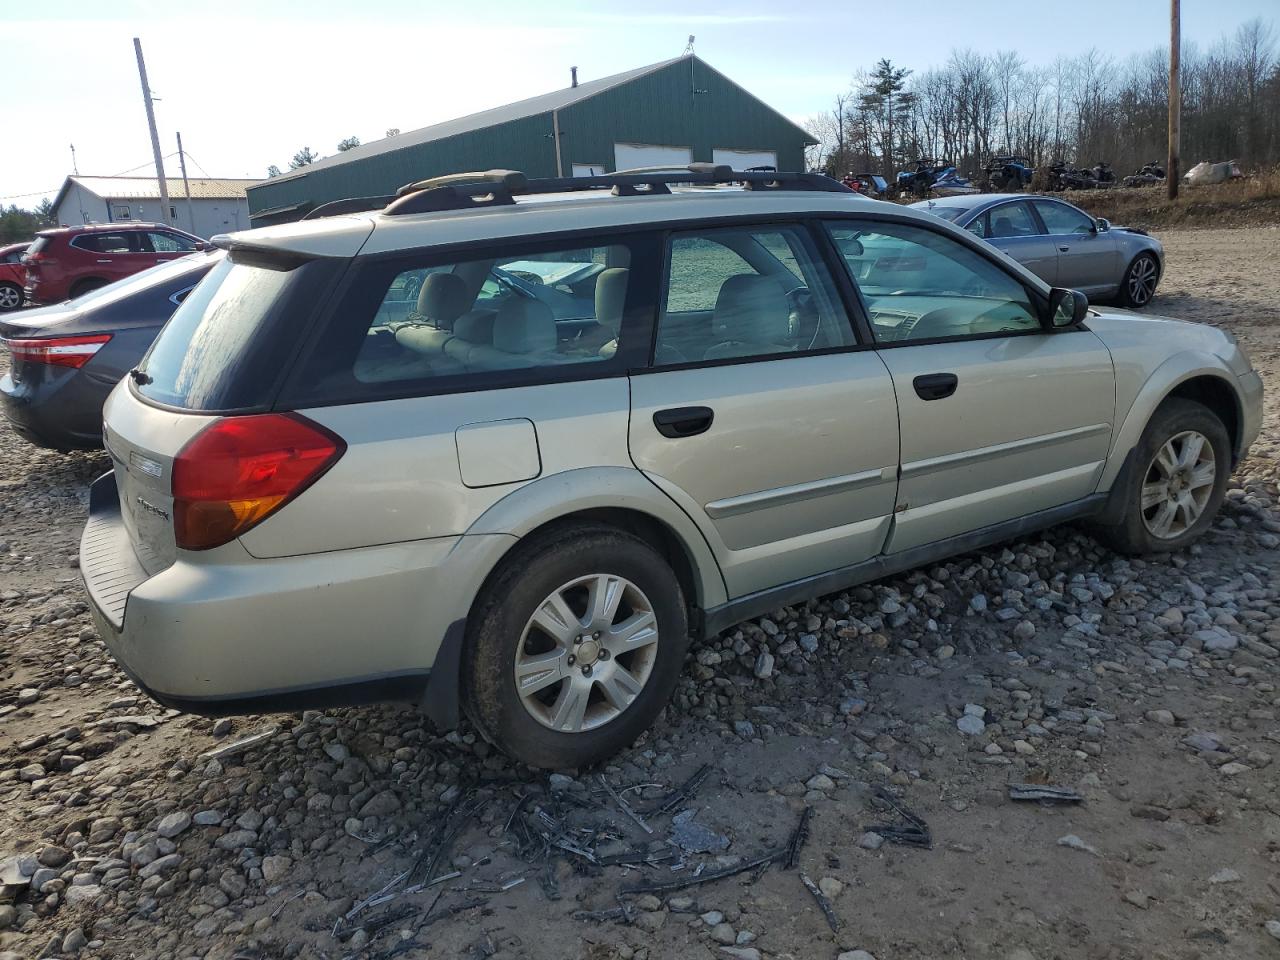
246, 55, 815, 225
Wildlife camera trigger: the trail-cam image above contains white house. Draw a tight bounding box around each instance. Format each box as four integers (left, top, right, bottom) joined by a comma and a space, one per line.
51, 175, 256, 239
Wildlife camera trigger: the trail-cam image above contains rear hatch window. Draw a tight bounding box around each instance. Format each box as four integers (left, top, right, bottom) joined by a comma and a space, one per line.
134, 253, 339, 411
25, 237, 49, 257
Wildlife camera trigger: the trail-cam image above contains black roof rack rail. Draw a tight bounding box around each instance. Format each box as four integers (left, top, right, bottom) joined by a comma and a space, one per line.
379, 166, 851, 217
302, 195, 395, 220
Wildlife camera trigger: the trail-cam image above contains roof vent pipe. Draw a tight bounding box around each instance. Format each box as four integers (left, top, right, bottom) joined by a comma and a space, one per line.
570, 66, 578, 88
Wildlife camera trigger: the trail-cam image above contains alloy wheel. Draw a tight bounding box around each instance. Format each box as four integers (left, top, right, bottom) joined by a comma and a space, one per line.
514, 574, 660, 733
0, 285, 20, 311
1141, 430, 1216, 540
1128, 257, 1158, 305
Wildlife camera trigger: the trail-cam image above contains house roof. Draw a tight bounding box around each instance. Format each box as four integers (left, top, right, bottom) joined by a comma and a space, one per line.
54, 175, 255, 211
258, 55, 814, 189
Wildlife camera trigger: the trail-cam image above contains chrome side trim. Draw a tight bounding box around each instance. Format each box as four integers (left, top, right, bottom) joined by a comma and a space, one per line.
901, 423, 1111, 478
705, 465, 894, 519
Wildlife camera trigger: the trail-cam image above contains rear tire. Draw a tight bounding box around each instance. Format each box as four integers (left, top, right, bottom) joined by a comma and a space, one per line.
1117, 253, 1160, 307
462, 523, 689, 770
0, 282, 22, 312
1094, 398, 1229, 555
70, 278, 108, 299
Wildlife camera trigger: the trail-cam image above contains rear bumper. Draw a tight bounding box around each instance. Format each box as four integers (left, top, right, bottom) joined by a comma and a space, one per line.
81, 471, 511, 724
1, 365, 109, 450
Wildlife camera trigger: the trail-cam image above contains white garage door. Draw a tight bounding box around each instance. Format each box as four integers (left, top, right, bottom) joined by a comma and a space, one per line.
613, 143, 693, 172
712, 148, 779, 170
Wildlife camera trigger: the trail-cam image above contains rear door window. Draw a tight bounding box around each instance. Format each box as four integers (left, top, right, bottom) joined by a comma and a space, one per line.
283, 234, 660, 406
72, 233, 138, 254
987, 202, 1041, 238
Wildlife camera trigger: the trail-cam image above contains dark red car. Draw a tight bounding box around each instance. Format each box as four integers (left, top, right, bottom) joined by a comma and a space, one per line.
23, 223, 205, 305
0, 243, 28, 312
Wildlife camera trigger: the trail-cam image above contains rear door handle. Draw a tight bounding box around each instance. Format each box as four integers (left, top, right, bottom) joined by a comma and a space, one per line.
1058, 245, 1070, 252
653, 406, 714, 438
96, 259, 113, 263
913, 373, 958, 401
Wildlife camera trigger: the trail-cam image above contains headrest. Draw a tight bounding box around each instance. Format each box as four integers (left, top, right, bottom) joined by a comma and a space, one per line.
712, 274, 790, 345
452, 309, 495, 343
594, 268, 629, 336
416, 272, 470, 329
493, 298, 556, 354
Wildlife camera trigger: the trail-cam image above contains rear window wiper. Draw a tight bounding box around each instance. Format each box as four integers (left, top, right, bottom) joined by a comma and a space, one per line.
129, 368, 152, 385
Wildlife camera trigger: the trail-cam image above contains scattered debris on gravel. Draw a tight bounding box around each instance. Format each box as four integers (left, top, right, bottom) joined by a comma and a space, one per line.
1, 225, 1278, 959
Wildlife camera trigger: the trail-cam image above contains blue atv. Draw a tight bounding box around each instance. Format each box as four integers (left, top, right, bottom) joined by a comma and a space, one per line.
983, 155, 1034, 192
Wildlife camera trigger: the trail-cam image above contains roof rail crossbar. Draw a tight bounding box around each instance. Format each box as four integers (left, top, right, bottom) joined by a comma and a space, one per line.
384, 185, 519, 216
396, 169, 528, 198
303, 196, 395, 220
378, 167, 850, 216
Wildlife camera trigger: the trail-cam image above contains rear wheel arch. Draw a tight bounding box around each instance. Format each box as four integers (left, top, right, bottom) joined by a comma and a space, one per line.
472, 507, 707, 618
70, 277, 109, 298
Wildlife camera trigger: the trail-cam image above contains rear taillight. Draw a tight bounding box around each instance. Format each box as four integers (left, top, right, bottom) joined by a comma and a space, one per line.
5, 334, 111, 368
172, 413, 345, 551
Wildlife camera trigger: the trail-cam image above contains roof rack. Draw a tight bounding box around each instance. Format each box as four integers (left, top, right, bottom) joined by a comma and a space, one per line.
302, 195, 395, 220
379, 165, 850, 217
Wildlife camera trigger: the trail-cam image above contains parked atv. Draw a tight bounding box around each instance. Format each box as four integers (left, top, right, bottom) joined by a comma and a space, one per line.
983, 155, 1034, 192
896, 158, 977, 199
1048, 161, 1098, 191
1122, 160, 1166, 187
842, 172, 889, 198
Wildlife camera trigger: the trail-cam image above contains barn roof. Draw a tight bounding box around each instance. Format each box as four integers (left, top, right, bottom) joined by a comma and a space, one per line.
54, 176, 255, 211
259, 55, 813, 189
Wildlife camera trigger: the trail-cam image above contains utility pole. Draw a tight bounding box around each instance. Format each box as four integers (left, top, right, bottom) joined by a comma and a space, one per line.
133, 37, 172, 225
176, 132, 196, 234
1167, 0, 1180, 200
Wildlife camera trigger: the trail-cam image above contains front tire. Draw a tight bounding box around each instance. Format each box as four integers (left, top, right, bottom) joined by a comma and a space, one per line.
1095, 398, 1229, 555
462, 524, 689, 769
0, 282, 22, 311
1118, 253, 1160, 307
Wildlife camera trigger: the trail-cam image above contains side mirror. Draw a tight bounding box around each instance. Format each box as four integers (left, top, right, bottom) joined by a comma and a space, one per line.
194, 241, 208, 251
1048, 287, 1088, 328
1094, 217, 1110, 233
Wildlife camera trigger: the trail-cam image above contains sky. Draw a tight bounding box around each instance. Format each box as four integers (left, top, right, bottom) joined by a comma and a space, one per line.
1, 0, 1275, 206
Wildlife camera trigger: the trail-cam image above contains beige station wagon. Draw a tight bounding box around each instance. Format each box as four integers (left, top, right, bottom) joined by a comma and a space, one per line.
81, 166, 1263, 769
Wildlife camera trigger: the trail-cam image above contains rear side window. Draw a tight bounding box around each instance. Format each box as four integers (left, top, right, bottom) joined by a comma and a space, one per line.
284, 234, 655, 405
136, 254, 336, 411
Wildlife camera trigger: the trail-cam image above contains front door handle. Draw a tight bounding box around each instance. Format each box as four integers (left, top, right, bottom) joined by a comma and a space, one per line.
96, 259, 113, 263
653, 406, 714, 438
1058, 245, 1070, 252
913, 373, 958, 401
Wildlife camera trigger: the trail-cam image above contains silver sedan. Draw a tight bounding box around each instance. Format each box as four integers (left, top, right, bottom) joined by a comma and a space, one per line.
910, 194, 1165, 307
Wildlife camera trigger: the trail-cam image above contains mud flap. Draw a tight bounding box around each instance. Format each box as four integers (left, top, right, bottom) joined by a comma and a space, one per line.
421, 619, 466, 730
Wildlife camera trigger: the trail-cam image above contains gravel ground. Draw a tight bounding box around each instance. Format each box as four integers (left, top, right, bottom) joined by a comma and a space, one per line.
1, 225, 1279, 960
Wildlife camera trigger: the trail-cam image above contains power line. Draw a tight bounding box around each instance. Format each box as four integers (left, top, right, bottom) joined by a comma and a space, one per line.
0, 187, 62, 202
180, 150, 215, 180
109, 152, 181, 177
